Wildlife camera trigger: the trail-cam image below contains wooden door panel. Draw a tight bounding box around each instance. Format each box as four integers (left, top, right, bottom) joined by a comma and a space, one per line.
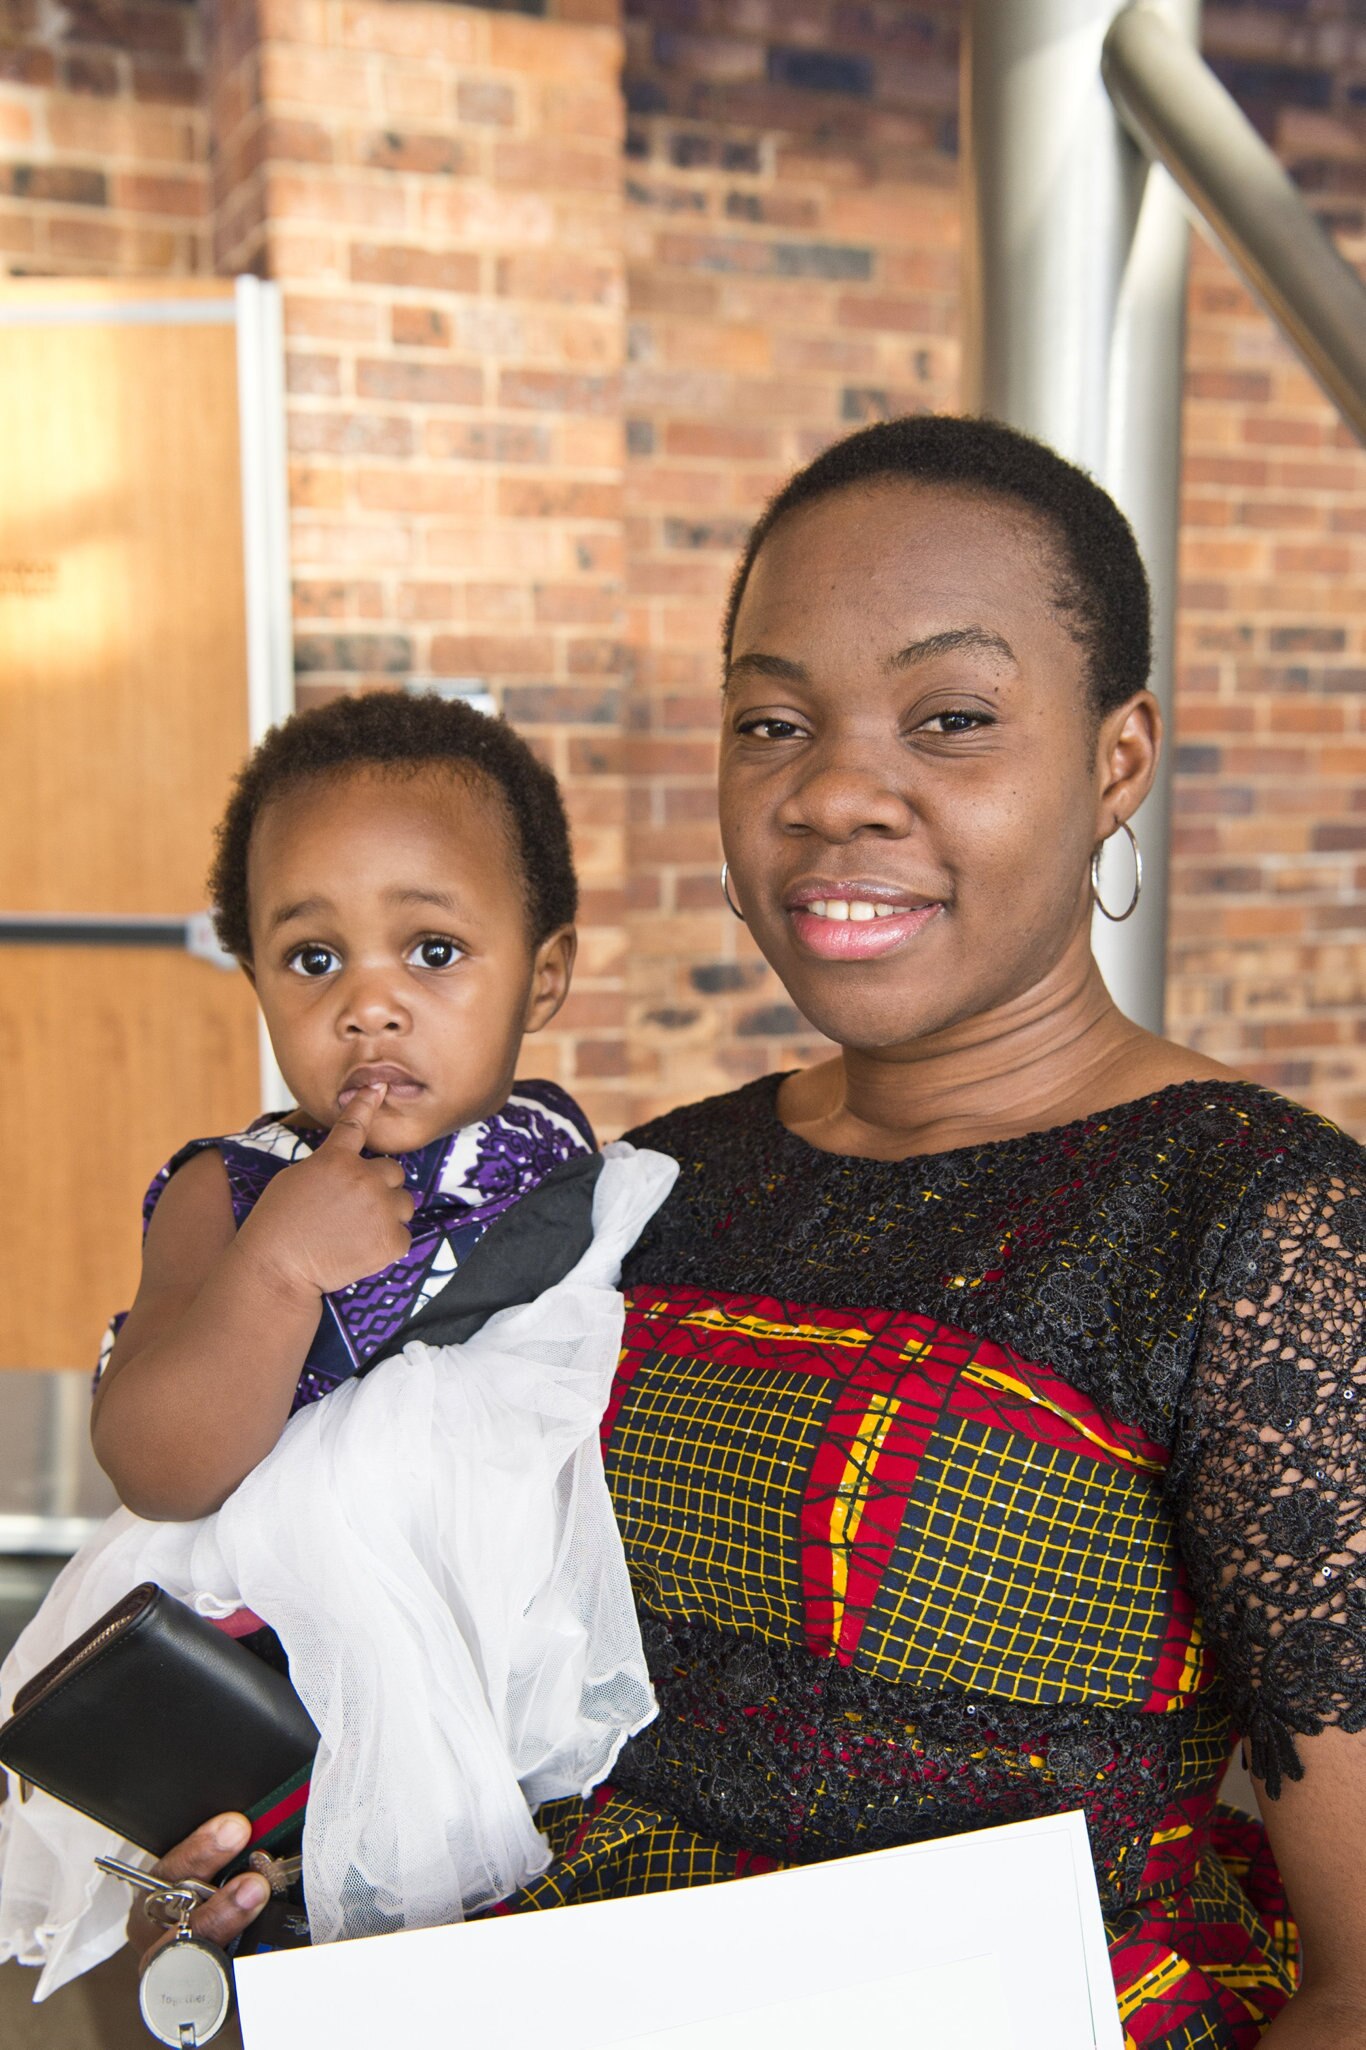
0, 281, 263, 1369
0, 310, 250, 911
0, 949, 261, 1370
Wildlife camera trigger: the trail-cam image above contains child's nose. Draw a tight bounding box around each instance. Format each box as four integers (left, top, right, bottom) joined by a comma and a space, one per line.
340, 971, 410, 1035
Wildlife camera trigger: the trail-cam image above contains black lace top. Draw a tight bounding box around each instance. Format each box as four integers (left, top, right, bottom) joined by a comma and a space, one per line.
612, 1076, 1366, 1898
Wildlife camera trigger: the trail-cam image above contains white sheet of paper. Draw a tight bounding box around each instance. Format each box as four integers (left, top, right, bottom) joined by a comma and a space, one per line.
604, 1956, 1011, 2050
235, 1809, 1122, 2050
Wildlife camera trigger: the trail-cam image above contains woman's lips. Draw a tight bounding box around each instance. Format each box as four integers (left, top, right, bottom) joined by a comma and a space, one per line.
787, 899, 943, 960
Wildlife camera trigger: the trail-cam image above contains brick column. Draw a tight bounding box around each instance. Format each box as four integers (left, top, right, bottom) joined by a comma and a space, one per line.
204, 0, 631, 1135
0, 0, 208, 274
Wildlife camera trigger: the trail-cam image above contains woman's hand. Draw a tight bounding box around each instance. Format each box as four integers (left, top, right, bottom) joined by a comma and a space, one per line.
127, 1814, 271, 1967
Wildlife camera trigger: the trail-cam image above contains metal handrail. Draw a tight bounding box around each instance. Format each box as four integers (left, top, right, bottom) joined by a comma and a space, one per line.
1104, 2, 1366, 442
0, 911, 235, 969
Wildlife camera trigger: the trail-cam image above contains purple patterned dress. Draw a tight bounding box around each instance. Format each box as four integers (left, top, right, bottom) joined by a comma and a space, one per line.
98, 1080, 596, 1410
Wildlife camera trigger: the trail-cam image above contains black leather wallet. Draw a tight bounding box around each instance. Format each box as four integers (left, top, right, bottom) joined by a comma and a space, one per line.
0, 1582, 318, 1860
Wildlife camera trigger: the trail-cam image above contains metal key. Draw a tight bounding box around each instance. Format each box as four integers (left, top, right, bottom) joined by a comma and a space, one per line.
95, 1853, 215, 1910
95, 1856, 234, 2046
248, 1849, 303, 1896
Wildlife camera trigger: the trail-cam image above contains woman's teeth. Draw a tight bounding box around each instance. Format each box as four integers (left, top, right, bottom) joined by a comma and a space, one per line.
804, 899, 906, 922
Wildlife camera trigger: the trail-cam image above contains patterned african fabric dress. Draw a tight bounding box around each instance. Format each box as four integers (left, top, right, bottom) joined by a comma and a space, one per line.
507, 1077, 1366, 2050
96, 1079, 596, 1409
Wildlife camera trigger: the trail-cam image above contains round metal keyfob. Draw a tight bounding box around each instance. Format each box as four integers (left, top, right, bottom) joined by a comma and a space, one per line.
138, 1928, 234, 2047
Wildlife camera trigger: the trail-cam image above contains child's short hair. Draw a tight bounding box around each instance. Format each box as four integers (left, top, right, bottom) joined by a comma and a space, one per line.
210, 690, 577, 962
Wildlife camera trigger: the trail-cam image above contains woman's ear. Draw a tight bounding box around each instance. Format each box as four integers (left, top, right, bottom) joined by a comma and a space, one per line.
523, 925, 577, 1034
1094, 689, 1162, 840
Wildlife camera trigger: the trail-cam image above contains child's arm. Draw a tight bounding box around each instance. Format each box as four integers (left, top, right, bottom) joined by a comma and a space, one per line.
92, 1083, 413, 1521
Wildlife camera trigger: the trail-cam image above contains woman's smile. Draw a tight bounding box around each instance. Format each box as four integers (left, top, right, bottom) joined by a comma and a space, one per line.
784, 879, 944, 961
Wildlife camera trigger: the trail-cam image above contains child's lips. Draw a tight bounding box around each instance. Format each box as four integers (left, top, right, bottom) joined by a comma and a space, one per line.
337, 1067, 426, 1106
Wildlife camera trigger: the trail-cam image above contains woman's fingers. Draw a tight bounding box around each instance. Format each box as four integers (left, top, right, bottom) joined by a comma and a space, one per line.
186, 1869, 272, 1949
156, 1811, 250, 1883
127, 1813, 270, 1962
134, 1871, 271, 1967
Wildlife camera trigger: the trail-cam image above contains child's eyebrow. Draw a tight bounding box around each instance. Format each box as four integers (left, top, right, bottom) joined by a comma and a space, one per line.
388, 887, 460, 913
268, 896, 331, 934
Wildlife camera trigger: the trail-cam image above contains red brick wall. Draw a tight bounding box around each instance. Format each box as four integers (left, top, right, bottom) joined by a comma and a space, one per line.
618, 0, 1366, 1140
3, 0, 1365, 1138
1169, 16, 1366, 1136
0, 0, 208, 273
620, 0, 961, 1121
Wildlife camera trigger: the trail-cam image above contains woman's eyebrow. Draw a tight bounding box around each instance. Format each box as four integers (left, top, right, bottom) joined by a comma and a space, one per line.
890, 627, 1017, 669
723, 651, 809, 691
725, 630, 1016, 693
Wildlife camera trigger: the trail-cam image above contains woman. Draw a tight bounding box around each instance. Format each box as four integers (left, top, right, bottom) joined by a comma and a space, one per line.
146, 418, 1366, 2046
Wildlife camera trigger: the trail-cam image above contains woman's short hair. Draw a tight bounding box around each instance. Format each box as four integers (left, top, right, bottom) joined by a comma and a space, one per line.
723, 414, 1152, 721
209, 689, 577, 962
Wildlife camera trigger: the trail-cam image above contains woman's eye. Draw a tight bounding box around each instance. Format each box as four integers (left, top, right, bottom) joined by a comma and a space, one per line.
287, 945, 339, 978
922, 710, 989, 735
737, 716, 805, 741
408, 937, 462, 971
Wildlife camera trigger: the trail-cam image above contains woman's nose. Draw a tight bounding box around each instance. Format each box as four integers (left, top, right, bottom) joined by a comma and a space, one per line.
778, 744, 915, 842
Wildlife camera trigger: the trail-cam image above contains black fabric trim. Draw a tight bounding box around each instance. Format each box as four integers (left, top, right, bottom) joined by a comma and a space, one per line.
367, 1149, 604, 1357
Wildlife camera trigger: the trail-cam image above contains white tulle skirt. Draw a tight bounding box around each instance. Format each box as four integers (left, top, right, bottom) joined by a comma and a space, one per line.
0, 1142, 676, 2000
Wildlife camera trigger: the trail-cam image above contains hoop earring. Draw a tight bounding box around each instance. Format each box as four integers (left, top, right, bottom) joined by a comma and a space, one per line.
720, 861, 745, 922
1091, 819, 1142, 923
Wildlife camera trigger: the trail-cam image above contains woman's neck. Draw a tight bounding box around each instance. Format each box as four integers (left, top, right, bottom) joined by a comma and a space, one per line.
778, 953, 1234, 1161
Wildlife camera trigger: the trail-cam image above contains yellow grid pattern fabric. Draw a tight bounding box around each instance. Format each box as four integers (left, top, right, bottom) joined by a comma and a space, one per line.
608, 1352, 825, 1642
519, 1795, 779, 1911
508, 1267, 1300, 2046
861, 1414, 1172, 1703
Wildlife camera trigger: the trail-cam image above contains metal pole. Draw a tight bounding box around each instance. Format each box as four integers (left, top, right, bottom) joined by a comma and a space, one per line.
235, 276, 296, 1114
1105, 3, 1366, 444
1099, 86, 1194, 1028
961, 0, 1199, 1031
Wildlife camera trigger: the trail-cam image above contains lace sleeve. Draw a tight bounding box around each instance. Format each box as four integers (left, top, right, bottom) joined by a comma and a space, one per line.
1175, 1144, 1366, 1797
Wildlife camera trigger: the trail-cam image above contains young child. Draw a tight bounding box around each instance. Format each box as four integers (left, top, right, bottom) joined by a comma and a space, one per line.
0, 692, 673, 1996
93, 687, 599, 1518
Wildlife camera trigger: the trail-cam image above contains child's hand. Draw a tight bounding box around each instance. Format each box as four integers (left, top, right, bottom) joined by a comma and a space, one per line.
238, 1083, 416, 1299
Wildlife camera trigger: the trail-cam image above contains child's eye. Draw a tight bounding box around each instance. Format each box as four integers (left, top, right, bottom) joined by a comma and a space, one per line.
407, 937, 463, 971
287, 945, 340, 978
